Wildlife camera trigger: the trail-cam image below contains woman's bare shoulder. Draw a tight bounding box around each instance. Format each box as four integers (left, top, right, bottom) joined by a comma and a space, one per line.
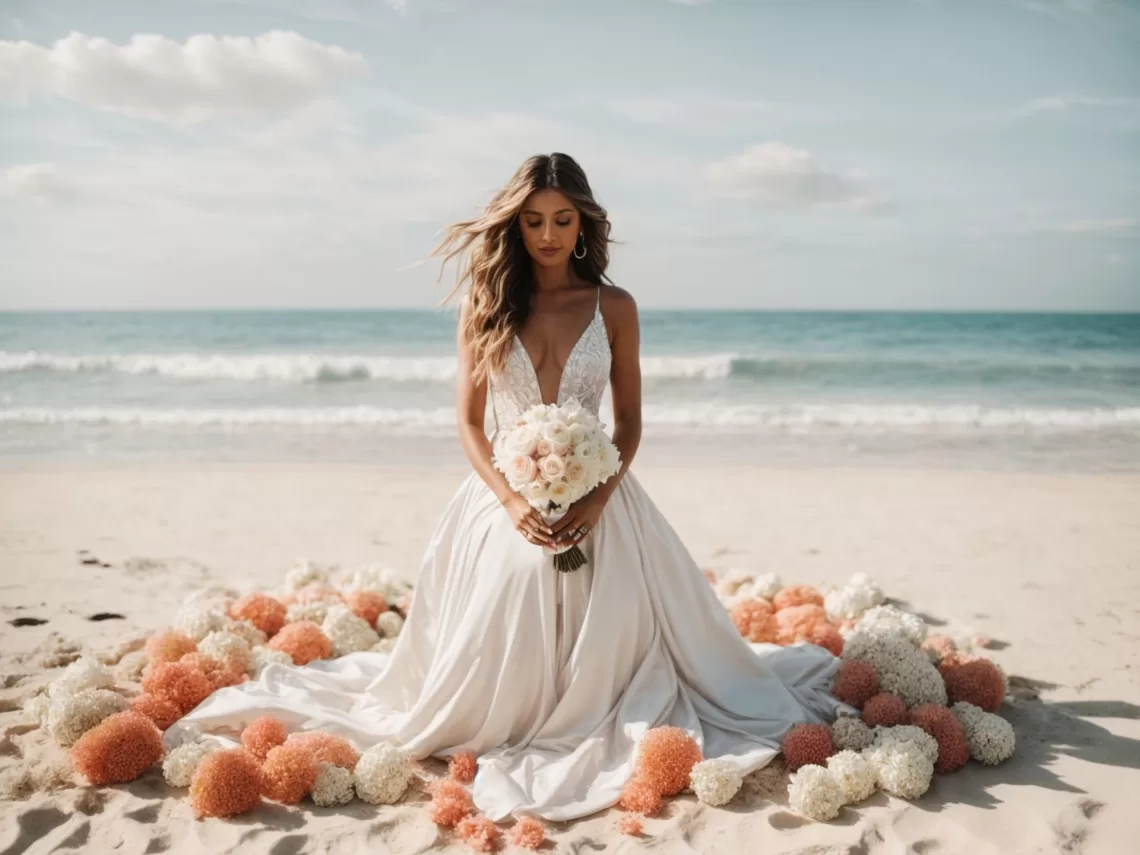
600, 284, 637, 312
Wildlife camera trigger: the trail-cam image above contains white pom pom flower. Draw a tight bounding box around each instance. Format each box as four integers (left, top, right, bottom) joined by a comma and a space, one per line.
286, 601, 335, 626
249, 645, 293, 677
354, 743, 412, 804
51, 657, 115, 696
197, 630, 252, 671
826, 750, 877, 804
375, 611, 405, 639
311, 761, 356, 807
842, 633, 947, 708
871, 725, 939, 766
284, 558, 328, 592
831, 716, 873, 752
371, 638, 398, 655
163, 740, 218, 787
45, 688, 128, 746
172, 603, 229, 642
322, 605, 381, 657
714, 568, 753, 599
688, 758, 743, 807
861, 741, 933, 799
337, 563, 410, 602
824, 573, 885, 622
787, 763, 844, 821
951, 702, 1015, 765
227, 619, 268, 649
853, 605, 927, 645
23, 692, 51, 727
748, 572, 782, 600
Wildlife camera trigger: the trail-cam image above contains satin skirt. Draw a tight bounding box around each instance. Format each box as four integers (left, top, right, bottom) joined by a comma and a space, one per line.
164, 471, 848, 821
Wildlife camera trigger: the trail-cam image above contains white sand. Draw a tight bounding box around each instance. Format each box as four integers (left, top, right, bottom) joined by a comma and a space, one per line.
1, 462, 1138, 854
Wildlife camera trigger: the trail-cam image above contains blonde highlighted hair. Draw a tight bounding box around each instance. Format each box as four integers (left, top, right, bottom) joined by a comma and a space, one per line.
434, 153, 613, 383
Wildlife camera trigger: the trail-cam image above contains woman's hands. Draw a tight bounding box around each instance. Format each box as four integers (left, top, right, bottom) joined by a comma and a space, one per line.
504, 494, 554, 546
549, 490, 608, 547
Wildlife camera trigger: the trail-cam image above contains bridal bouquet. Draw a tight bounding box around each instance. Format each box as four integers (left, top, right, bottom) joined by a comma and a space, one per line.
493, 399, 621, 572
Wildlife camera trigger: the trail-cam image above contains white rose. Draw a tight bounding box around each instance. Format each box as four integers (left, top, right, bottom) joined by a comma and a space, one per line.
528, 406, 551, 423
548, 480, 572, 508
535, 438, 553, 458
506, 426, 539, 456
539, 454, 566, 480
564, 459, 589, 489
574, 441, 597, 462
526, 482, 552, 505
561, 400, 584, 423
596, 443, 618, 477
542, 421, 573, 453
569, 423, 589, 444
507, 454, 538, 486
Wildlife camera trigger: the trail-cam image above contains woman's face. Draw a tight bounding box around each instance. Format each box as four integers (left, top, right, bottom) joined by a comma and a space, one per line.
518, 189, 580, 269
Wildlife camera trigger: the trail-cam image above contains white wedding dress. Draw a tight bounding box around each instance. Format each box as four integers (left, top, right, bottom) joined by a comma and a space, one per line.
164, 289, 848, 821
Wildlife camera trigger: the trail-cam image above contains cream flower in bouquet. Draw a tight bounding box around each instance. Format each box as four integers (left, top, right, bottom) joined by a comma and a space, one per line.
493, 398, 621, 573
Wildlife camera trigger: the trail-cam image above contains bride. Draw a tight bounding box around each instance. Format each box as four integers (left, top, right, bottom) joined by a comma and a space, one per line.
165, 152, 847, 821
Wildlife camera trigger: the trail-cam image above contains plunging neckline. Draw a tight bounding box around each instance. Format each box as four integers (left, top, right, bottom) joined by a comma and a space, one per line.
514, 287, 601, 407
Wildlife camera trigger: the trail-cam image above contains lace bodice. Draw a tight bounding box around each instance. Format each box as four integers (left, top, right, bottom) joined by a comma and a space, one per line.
488, 287, 611, 446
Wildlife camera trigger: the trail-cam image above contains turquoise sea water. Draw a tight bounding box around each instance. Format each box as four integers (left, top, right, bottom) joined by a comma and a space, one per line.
1, 310, 1138, 470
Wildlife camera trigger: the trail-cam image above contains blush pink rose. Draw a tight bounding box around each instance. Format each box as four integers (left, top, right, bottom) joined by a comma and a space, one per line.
509, 454, 539, 484
539, 454, 566, 480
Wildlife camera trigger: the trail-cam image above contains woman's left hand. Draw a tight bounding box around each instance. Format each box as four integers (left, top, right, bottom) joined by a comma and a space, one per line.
549, 490, 608, 547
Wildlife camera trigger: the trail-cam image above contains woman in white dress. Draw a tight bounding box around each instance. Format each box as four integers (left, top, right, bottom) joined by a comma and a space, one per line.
164, 152, 847, 821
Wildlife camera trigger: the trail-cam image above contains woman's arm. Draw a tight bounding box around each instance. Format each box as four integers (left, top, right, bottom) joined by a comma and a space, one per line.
549, 286, 642, 543
594, 285, 643, 502
454, 296, 555, 546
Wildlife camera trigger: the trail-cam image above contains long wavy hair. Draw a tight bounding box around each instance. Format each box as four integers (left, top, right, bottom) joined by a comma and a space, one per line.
434, 152, 613, 384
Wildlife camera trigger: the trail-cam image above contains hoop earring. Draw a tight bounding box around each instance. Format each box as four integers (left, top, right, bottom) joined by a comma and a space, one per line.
573, 232, 588, 260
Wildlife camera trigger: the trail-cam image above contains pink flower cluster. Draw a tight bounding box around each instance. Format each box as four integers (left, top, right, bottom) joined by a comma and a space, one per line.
782, 723, 835, 771
268, 621, 333, 666
634, 726, 702, 797
429, 778, 475, 827
909, 704, 970, 773
285, 732, 359, 769
939, 653, 1006, 712
230, 593, 287, 637
242, 715, 288, 760
261, 744, 319, 804
129, 693, 182, 731
863, 693, 908, 727
345, 590, 388, 627
449, 751, 478, 784
190, 748, 264, 818
71, 711, 164, 785
728, 585, 845, 657
457, 814, 500, 852
508, 817, 545, 850
142, 661, 213, 715
145, 629, 198, 664
832, 660, 879, 709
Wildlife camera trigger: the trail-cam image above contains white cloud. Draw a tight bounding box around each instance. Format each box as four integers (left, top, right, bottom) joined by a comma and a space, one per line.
0, 30, 367, 123
702, 141, 890, 213
602, 93, 771, 128
1013, 94, 1140, 118
0, 164, 83, 203
1029, 217, 1137, 234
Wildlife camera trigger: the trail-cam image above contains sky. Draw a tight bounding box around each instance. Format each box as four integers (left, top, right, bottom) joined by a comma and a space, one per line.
0, 0, 1138, 311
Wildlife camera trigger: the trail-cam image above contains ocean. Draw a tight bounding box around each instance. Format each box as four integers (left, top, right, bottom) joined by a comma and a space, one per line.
1, 310, 1138, 470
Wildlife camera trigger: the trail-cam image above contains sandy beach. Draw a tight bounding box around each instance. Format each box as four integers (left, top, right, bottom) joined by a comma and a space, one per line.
0, 461, 1138, 854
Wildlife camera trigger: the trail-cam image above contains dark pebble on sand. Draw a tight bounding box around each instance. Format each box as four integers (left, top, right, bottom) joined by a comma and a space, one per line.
9, 617, 48, 627
87, 613, 125, 621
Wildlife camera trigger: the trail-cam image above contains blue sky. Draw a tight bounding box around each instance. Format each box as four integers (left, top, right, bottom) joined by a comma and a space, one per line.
1, 0, 1137, 310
